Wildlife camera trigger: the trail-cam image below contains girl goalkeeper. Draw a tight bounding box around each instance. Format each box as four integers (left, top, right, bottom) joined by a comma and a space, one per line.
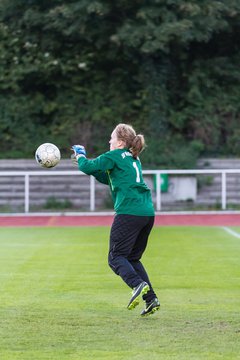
71, 123, 160, 316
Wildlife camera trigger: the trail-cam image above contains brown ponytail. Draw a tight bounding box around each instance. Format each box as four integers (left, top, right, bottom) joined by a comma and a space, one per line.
114, 123, 146, 158
131, 134, 145, 158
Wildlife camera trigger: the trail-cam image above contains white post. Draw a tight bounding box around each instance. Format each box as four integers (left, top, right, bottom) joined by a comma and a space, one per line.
25, 173, 30, 213
90, 176, 95, 211
156, 173, 161, 211
221, 172, 226, 210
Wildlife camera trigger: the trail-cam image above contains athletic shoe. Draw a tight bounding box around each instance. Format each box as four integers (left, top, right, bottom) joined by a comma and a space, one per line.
140, 298, 160, 317
127, 281, 150, 310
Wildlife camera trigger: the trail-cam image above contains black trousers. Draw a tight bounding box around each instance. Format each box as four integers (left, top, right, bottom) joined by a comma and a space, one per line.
108, 214, 156, 302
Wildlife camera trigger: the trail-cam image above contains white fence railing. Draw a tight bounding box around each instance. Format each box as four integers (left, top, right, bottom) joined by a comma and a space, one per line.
0, 169, 240, 213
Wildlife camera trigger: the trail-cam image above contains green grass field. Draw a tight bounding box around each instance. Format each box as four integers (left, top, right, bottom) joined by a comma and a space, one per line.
0, 225, 239, 360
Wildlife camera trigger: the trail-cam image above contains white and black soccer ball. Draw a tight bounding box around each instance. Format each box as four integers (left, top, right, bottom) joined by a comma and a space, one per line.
35, 143, 61, 168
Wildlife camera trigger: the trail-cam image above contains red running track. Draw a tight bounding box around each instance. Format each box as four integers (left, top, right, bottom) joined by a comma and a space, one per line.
0, 213, 240, 227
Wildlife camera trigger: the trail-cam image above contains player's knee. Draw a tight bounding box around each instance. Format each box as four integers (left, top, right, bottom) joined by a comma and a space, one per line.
108, 253, 119, 274
108, 254, 115, 270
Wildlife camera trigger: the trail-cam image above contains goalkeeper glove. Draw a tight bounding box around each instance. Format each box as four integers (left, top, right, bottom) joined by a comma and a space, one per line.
71, 145, 86, 162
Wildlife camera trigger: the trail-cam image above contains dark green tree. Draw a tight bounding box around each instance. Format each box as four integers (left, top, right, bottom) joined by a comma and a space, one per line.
1, 0, 240, 166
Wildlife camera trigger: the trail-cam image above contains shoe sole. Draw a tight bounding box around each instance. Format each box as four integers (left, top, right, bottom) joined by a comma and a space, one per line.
127, 284, 150, 310
141, 305, 160, 317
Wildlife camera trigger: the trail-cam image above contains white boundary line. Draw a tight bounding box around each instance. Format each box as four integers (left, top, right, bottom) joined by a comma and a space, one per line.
222, 227, 240, 239
0, 211, 115, 217
1, 210, 240, 217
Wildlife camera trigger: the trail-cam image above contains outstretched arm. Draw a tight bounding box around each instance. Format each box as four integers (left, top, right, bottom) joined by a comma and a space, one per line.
71, 145, 110, 184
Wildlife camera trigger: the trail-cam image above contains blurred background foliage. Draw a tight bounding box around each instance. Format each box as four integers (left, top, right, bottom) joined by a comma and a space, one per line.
1, 0, 240, 168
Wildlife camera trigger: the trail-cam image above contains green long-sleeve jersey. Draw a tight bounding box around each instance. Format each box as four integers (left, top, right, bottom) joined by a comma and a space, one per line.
77, 148, 155, 216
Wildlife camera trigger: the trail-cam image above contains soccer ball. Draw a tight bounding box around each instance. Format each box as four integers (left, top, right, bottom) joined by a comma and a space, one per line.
35, 143, 61, 168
